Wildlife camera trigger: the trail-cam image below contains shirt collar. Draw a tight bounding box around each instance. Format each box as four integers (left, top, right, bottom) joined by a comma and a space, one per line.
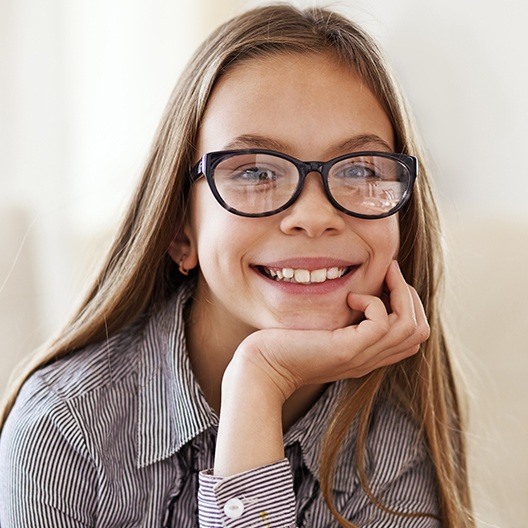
137, 281, 218, 468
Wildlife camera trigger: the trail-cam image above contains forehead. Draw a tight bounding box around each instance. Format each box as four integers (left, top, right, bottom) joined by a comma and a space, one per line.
197, 51, 394, 159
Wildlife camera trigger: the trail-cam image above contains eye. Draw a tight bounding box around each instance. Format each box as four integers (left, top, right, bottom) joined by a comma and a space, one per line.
336, 163, 379, 180
232, 165, 279, 183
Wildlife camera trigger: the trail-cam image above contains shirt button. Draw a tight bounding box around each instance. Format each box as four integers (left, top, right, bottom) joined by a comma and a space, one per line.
223, 497, 245, 519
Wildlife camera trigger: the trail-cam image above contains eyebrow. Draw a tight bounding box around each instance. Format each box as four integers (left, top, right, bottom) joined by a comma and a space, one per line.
222, 134, 394, 156
333, 135, 394, 154
223, 135, 289, 151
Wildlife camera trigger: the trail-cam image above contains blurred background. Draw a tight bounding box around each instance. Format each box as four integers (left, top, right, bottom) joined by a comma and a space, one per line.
1, 0, 526, 525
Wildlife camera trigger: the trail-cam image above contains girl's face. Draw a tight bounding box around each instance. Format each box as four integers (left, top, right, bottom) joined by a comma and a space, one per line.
182, 52, 399, 340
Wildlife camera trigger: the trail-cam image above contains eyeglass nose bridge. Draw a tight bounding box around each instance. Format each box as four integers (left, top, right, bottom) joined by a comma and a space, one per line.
296, 160, 335, 199
291, 160, 337, 211
299, 161, 326, 177
296, 161, 329, 194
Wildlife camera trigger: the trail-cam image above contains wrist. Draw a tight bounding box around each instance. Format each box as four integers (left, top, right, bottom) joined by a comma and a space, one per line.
223, 338, 295, 406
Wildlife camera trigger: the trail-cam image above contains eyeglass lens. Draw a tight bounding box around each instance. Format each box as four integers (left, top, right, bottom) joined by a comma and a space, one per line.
212, 152, 410, 216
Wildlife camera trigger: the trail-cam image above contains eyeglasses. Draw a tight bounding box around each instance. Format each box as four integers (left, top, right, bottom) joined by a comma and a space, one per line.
190, 149, 417, 219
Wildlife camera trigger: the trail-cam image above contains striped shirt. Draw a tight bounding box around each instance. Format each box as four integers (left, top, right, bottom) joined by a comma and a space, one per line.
0, 282, 440, 527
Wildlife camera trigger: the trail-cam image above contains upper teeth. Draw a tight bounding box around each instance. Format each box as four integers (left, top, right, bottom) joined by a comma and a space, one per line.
264, 266, 349, 283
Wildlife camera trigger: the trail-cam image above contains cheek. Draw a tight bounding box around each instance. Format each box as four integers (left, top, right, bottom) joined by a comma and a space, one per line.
188, 184, 226, 250
359, 215, 400, 258
360, 217, 400, 288
187, 189, 221, 274
387, 217, 400, 257
188, 185, 259, 268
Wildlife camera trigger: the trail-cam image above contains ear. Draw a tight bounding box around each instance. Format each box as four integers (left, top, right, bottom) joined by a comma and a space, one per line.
167, 220, 199, 273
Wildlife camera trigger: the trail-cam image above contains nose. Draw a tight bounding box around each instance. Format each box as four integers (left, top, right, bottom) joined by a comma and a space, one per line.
279, 172, 346, 237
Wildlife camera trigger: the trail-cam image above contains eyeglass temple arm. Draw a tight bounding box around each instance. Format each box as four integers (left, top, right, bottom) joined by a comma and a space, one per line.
189, 158, 205, 182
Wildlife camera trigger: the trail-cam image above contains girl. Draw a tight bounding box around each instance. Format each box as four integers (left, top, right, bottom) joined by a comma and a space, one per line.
0, 4, 474, 527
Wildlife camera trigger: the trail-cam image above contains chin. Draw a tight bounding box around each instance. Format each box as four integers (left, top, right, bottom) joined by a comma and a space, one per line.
273, 310, 362, 331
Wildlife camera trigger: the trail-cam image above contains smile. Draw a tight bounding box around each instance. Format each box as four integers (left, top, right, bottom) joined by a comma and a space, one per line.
256, 265, 355, 284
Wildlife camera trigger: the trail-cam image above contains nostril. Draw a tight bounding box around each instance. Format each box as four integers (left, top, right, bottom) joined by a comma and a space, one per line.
279, 193, 346, 237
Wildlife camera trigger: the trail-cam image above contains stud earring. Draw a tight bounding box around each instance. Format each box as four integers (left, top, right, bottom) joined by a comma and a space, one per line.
178, 255, 189, 276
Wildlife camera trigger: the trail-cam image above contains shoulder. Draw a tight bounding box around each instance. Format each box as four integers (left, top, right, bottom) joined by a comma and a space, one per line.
358, 401, 439, 511
329, 394, 435, 493
333, 401, 440, 523
0, 320, 143, 451
0, 290, 193, 524
368, 401, 424, 454
0, 317, 151, 522
40, 321, 143, 401
0, 313, 149, 464
2, 284, 192, 440
366, 402, 431, 476
0, 361, 100, 524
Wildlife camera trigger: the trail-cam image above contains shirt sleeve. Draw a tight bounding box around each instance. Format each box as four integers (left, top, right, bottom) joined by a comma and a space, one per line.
0, 374, 97, 527
198, 458, 297, 528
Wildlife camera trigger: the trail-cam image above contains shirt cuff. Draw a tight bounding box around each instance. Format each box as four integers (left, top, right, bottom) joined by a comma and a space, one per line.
198, 458, 297, 528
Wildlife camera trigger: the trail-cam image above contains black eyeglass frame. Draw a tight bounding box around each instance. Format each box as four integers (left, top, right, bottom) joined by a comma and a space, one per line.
189, 148, 417, 219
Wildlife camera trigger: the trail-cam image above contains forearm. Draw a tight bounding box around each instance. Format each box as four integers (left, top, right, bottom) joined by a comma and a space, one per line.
214, 348, 286, 477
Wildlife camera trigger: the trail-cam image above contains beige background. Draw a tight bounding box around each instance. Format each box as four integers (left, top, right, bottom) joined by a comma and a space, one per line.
1, 1, 527, 526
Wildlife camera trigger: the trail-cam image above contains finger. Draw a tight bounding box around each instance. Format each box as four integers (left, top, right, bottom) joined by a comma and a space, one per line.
345, 292, 390, 340
335, 339, 420, 379
381, 283, 391, 313
331, 293, 395, 372
408, 286, 430, 343
334, 269, 429, 379
342, 263, 412, 368
385, 260, 416, 320
350, 265, 422, 366
260, 292, 389, 380
369, 344, 421, 372
387, 285, 429, 346
363, 287, 430, 368
306, 293, 390, 376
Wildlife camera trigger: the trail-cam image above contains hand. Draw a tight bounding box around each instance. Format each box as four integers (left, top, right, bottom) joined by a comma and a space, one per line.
215, 261, 428, 475
232, 260, 430, 402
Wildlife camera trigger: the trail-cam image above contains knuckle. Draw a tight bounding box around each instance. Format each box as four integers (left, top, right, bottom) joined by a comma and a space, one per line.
374, 321, 391, 338
418, 321, 431, 341
334, 347, 353, 364
408, 285, 419, 296
399, 319, 418, 340
391, 347, 420, 364
392, 345, 420, 364
409, 344, 421, 357
351, 366, 372, 379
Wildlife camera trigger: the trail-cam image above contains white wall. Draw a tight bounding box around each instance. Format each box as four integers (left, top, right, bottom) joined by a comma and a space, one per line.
1, 0, 526, 526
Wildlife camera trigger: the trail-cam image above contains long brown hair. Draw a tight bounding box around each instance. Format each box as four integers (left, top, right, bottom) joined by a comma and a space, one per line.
1, 5, 474, 526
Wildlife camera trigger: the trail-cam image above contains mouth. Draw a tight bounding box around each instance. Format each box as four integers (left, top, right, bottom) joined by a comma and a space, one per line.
255, 265, 357, 284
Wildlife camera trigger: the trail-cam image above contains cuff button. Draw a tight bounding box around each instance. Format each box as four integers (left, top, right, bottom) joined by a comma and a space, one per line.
224, 497, 245, 519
